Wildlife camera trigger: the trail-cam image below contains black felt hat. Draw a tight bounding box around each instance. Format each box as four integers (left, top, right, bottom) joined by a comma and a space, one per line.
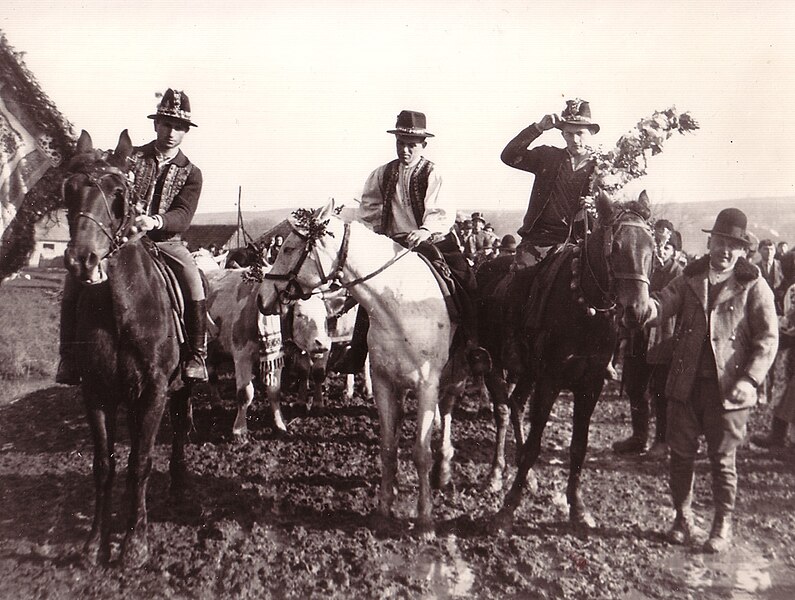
148, 88, 198, 127
702, 208, 752, 246
387, 110, 434, 138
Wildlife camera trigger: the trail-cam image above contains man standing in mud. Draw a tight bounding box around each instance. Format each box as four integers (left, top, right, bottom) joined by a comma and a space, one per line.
499, 98, 599, 369
645, 208, 778, 553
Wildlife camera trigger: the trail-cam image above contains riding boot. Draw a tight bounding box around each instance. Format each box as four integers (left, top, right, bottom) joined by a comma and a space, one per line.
751, 416, 789, 448
334, 309, 369, 374
183, 300, 208, 381
612, 404, 649, 454
703, 512, 733, 553
55, 275, 81, 385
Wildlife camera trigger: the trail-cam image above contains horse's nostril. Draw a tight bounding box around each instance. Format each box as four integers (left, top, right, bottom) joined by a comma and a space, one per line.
85, 252, 100, 269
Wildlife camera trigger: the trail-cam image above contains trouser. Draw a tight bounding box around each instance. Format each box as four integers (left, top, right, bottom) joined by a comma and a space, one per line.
623, 354, 671, 443
156, 241, 205, 301
667, 377, 750, 515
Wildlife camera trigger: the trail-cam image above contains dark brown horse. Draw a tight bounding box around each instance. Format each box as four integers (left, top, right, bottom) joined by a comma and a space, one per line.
62, 130, 191, 567
477, 192, 655, 529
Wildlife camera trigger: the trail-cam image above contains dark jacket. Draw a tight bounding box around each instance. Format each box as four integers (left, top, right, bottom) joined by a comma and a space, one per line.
500, 125, 594, 240
653, 255, 778, 410
646, 257, 685, 364
130, 141, 203, 241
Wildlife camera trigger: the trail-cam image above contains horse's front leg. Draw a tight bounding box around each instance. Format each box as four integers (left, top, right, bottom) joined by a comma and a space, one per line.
310, 360, 327, 410
371, 372, 402, 526
483, 370, 510, 492
120, 387, 168, 569
494, 378, 558, 531
567, 385, 602, 529
82, 395, 118, 566
414, 382, 441, 541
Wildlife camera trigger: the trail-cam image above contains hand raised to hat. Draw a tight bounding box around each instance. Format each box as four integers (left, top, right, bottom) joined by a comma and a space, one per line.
537, 113, 560, 131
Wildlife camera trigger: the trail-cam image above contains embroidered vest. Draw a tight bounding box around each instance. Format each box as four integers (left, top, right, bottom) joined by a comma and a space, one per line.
379, 158, 432, 234
130, 149, 193, 216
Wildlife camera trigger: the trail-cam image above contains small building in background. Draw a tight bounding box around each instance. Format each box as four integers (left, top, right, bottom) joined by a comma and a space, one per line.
30, 210, 69, 267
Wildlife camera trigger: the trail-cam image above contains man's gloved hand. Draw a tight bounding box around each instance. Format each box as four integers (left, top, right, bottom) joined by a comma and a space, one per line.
729, 378, 757, 405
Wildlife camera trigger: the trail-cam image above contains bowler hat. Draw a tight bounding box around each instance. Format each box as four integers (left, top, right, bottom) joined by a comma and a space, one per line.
470, 212, 485, 224
387, 110, 434, 138
555, 98, 600, 134
702, 208, 752, 246
484, 223, 494, 231
148, 88, 198, 127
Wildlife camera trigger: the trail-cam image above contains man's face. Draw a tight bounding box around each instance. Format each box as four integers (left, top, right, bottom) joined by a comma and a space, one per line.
658, 242, 675, 263
560, 124, 593, 157
779, 243, 789, 255
154, 117, 189, 151
760, 243, 774, 261
395, 135, 426, 166
472, 220, 484, 232
708, 235, 746, 271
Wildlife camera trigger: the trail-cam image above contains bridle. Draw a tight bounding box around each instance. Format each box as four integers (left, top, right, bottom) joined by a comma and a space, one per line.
263, 220, 412, 305
63, 162, 140, 261
578, 207, 653, 313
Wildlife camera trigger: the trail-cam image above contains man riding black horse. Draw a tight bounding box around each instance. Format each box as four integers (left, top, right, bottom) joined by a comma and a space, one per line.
58, 88, 208, 384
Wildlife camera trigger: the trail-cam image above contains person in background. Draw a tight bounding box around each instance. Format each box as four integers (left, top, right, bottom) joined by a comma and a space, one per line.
756, 238, 785, 313
645, 208, 777, 553
613, 224, 683, 456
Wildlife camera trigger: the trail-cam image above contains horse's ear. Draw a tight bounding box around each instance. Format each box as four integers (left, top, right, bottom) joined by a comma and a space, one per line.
595, 190, 614, 220
313, 198, 336, 222
637, 189, 650, 210
76, 130, 93, 154
114, 129, 133, 163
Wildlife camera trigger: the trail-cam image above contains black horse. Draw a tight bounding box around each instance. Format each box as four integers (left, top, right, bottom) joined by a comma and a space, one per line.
477, 192, 655, 528
62, 130, 191, 567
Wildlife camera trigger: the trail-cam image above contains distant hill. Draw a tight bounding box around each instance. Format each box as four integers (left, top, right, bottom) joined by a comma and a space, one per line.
194, 197, 795, 255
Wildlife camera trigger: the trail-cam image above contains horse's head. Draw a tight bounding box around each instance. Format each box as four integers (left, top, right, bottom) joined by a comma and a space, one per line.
62, 130, 135, 284
257, 198, 344, 315
593, 190, 655, 327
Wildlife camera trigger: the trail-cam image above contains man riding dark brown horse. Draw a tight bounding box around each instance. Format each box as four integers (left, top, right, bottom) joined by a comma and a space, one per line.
57, 88, 208, 384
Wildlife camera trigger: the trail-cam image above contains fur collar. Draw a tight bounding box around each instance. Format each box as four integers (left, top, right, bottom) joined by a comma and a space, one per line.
684, 255, 759, 282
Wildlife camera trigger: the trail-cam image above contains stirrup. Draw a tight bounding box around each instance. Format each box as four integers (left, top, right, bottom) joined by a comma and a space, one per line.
183, 354, 208, 382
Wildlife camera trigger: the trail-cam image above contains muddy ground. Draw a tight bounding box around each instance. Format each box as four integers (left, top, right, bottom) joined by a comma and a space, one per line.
1, 369, 794, 599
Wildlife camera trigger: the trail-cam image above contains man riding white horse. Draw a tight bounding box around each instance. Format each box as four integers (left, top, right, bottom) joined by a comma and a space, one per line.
335, 110, 485, 373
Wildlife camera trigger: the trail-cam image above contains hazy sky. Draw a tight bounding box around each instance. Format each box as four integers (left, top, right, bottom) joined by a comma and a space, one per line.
2, 1, 793, 216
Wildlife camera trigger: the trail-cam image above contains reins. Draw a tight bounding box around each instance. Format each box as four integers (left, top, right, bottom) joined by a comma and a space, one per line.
263, 221, 413, 303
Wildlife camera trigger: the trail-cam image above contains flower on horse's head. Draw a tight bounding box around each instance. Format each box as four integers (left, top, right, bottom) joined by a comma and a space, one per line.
290, 208, 336, 247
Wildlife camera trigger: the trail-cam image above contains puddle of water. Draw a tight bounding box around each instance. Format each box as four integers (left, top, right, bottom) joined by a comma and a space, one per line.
663, 540, 795, 599
382, 536, 475, 599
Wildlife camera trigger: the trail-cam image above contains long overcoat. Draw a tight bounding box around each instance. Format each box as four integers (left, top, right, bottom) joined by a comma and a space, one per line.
653, 255, 778, 410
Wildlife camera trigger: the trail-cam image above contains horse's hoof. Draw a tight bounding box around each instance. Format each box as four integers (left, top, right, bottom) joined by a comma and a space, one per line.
492, 509, 515, 532
120, 535, 149, 570
231, 429, 249, 443
415, 519, 436, 541
82, 539, 109, 567
570, 509, 596, 530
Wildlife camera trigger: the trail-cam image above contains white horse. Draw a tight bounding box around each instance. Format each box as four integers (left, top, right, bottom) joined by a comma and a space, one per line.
257, 199, 468, 539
